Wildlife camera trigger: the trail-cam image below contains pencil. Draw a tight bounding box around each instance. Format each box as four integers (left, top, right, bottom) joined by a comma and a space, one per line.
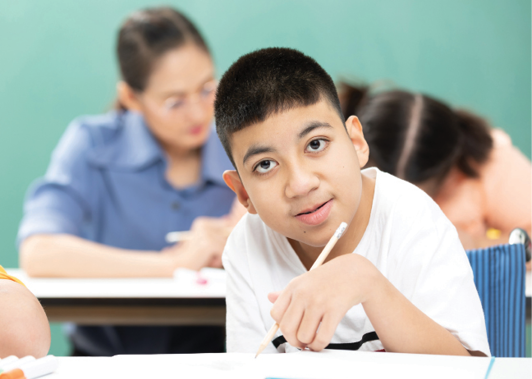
255, 221, 348, 358
165, 231, 192, 243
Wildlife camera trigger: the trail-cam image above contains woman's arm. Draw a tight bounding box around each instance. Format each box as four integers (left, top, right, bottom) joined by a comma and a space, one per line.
20, 208, 240, 277
20, 234, 184, 278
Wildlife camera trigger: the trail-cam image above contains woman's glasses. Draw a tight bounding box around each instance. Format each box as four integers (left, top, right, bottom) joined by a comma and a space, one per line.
161, 80, 217, 116
140, 80, 218, 118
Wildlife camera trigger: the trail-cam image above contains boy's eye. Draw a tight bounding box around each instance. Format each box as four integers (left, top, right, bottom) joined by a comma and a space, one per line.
254, 160, 278, 174
306, 139, 328, 153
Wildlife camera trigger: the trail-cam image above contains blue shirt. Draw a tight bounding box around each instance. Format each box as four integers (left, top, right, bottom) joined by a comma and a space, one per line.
18, 110, 235, 249
17, 111, 235, 355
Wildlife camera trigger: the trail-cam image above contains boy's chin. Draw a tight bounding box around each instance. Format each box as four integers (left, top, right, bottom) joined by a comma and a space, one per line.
287, 228, 337, 248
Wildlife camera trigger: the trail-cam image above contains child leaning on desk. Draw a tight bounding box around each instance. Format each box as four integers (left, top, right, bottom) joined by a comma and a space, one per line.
214, 48, 490, 356
0, 265, 50, 358
339, 84, 532, 266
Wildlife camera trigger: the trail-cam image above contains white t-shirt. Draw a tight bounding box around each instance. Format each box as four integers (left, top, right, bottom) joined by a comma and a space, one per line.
223, 168, 490, 355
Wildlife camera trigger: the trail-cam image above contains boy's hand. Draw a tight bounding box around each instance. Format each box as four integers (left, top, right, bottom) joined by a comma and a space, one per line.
268, 254, 381, 351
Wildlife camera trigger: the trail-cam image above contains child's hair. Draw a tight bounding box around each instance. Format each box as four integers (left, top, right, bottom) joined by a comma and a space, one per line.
340, 83, 493, 184
215, 48, 345, 167
116, 7, 209, 93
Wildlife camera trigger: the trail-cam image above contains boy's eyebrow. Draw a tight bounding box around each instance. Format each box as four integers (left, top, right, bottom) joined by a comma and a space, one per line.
243, 145, 277, 167
298, 121, 333, 139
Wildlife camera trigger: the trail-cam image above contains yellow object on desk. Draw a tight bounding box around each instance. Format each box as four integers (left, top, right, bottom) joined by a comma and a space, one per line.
486, 228, 501, 240
0, 265, 25, 287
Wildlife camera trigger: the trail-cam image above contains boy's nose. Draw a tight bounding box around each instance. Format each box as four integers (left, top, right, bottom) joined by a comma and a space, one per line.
285, 164, 320, 199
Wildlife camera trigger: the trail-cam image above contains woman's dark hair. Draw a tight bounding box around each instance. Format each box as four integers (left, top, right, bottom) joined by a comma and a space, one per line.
340, 83, 493, 183
117, 7, 209, 93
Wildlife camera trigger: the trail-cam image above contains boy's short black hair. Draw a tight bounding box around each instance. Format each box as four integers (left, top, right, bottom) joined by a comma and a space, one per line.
215, 47, 345, 167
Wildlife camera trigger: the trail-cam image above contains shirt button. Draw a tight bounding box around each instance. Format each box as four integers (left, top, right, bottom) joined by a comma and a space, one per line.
171, 201, 180, 210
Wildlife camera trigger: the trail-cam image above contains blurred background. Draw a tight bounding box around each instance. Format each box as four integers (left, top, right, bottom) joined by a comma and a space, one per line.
0, 0, 530, 355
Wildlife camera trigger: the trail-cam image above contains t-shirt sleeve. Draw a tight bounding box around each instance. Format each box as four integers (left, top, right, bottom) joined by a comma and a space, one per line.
388, 196, 491, 356
482, 130, 532, 234
223, 217, 277, 354
17, 120, 97, 247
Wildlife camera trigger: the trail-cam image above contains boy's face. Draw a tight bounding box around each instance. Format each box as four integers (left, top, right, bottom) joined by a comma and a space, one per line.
224, 99, 370, 247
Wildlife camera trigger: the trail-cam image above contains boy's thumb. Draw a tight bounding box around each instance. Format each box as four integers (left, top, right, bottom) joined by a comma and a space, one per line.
268, 291, 281, 303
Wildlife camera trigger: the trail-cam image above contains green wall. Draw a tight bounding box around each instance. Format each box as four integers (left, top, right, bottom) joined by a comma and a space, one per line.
0, 0, 530, 356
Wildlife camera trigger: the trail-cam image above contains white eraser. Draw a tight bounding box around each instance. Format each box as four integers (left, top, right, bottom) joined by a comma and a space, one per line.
335, 222, 348, 239
0, 356, 18, 368
21, 355, 59, 379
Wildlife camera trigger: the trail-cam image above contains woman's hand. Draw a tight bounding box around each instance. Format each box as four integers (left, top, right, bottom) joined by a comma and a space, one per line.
163, 217, 233, 271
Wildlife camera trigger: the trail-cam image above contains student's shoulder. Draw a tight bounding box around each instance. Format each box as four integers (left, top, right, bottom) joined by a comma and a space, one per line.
372, 168, 433, 210
64, 111, 125, 148
372, 168, 444, 226
224, 213, 274, 260
226, 212, 270, 246
55, 111, 146, 167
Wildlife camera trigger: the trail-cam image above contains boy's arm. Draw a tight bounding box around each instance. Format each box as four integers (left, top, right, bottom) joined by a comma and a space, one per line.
269, 254, 471, 355
0, 279, 51, 358
357, 257, 475, 355
270, 202, 489, 356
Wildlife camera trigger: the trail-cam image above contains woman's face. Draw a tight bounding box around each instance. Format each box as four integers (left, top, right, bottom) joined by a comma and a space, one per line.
135, 44, 216, 153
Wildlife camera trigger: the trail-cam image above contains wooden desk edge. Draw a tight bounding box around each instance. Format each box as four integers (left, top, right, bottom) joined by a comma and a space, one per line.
43, 305, 226, 326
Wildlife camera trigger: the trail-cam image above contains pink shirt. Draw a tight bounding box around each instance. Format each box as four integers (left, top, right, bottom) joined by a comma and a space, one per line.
435, 129, 531, 237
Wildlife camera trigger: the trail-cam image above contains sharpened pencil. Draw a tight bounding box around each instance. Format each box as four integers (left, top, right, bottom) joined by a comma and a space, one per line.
165, 231, 192, 243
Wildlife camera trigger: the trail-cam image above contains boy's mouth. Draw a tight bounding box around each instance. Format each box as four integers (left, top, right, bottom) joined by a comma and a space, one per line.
295, 199, 333, 226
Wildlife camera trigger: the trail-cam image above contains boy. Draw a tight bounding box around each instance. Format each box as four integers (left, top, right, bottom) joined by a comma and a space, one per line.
0, 265, 51, 358
215, 48, 489, 356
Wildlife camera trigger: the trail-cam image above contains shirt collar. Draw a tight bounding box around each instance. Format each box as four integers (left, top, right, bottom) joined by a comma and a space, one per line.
89, 111, 231, 187
89, 111, 163, 171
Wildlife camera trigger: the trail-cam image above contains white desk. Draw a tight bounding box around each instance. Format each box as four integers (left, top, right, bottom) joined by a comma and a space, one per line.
6, 269, 226, 326
47, 351, 531, 379
7, 269, 531, 325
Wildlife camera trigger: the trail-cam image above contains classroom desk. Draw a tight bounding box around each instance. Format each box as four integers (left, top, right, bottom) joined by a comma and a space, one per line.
6, 269, 226, 326
6, 269, 532, 325
47, 351, 531, 379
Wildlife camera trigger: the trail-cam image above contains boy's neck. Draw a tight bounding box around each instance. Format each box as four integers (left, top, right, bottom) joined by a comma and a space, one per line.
289, 172, 376, 271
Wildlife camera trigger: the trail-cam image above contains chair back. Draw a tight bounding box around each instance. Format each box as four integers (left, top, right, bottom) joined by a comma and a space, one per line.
466, 243, 526, 357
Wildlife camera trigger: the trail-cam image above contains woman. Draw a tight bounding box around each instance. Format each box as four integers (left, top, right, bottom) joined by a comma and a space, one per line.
18, 7, 244, 355
340, 84, 531, 256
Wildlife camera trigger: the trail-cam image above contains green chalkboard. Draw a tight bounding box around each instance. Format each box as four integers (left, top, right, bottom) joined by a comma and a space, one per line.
0, 0, 529, 355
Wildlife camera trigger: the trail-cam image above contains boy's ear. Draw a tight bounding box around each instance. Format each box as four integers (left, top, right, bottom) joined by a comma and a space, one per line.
223, 170, 258, 214
117, 81, 142, 112
345, 116, 370, 167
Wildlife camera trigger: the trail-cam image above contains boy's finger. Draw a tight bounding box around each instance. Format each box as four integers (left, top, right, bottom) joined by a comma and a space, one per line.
307, 312, 343, 351
296, 308, 323, 345
267, 291, 281, 303
270, 290, 291, 322
278, 301, 306, 349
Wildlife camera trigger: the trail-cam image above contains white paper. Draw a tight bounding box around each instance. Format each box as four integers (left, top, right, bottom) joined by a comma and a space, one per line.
109, 351, 489, 379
